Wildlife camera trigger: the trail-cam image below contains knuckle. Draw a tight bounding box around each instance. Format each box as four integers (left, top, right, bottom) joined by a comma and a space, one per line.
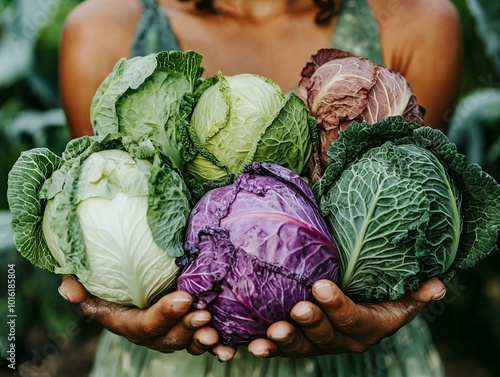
139, 322, 161, 337
165, 337, 187, 351
314, 333, 337, 349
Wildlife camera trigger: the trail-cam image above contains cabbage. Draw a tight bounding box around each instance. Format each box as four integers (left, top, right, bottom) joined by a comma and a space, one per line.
184, 73, 317, 196
7, 134, 191, 308
314, 117, 500, 302
176, 163, 339, 346
91, 50, 204, 172
296, 48, 424, 179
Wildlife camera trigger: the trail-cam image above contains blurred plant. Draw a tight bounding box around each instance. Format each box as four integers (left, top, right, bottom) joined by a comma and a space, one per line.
432, 1, 500, 376
0, 0, 80, 209
448, 0, 500, 180
0, 0, 95, 371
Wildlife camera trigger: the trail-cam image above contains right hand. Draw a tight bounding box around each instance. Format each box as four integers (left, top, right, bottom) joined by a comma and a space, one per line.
248, 277, 446, 358
58, 275, 236, 361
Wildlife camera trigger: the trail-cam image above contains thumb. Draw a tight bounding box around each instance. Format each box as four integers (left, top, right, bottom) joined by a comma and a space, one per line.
58, 275, 88, 304
410, 277, 446, 304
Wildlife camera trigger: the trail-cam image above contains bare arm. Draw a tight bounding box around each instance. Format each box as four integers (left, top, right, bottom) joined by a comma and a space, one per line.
58, 0, 139, 138
380, 0, 463, 131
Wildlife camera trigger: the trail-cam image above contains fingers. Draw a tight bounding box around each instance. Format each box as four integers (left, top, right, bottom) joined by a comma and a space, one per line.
307, 278, 447, 351
211, 344, 237, 362
188, 327, 220, 355
77, 291, 191, 337
311, 280, 374, 334
59, 275, 88, 303
409, 277, 447, 303
58, 276, 215, 353
248, 338, 277, 358
266, 321, 316, 357
290, 301, 339, 347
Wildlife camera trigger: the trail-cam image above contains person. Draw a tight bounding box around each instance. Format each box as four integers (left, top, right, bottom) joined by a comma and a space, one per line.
57, 0, 462, 375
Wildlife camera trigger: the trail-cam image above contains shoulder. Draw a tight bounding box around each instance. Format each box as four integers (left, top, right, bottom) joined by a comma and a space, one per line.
371, 0, 461, 66
61, 0, 141, 61
59, 0, 143, 137
368, 0, 462, 130
369, 0, 460, 29
370, 0, 462, 78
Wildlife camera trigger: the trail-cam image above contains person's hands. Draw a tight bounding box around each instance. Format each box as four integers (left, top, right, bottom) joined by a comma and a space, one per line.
58, 276, 236, 361
248, 277, 446, 358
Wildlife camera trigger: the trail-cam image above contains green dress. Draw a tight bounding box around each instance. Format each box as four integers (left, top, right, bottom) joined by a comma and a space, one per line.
90, 1, 445, 375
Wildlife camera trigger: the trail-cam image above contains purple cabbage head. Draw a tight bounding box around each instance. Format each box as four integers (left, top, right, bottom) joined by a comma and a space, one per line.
295, 48, 425, 181
176, 163, 339, 346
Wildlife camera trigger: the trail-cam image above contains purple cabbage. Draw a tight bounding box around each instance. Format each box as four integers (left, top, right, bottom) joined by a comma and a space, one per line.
176, 163, 339, 346
295, 49, 425, 181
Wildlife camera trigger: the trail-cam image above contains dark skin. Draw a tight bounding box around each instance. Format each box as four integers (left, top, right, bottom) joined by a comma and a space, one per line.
58, 0, 459, 362
59, 275, 446, 360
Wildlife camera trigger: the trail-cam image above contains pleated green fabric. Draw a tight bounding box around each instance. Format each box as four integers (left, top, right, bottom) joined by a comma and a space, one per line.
130, 0, 179, 57
90, 316, 444, 377
332, 0, 384, 65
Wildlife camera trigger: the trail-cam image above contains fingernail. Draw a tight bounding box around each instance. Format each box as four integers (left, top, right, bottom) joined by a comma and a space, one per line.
294, 306, 313, 323
58, 286, 70, 301
172, 297, 192, 312
216, 350, 233, 363
431, 288, 447, 301
250, 344, 269, 358
270, 328, 289, 341
191, 313, 211, 327
314, 282, 334, 302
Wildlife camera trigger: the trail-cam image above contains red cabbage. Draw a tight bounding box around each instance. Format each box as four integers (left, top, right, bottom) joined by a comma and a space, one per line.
176, 163, 339, 346
296, 48, 425, 180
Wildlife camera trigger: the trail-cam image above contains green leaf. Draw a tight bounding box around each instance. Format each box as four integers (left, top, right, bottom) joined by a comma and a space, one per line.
186, 73, 316, 195
7, 148, 60, 271
465, 0, 500, 74
116, 69, 191, 171
321, 145, 428, 300
91, 55, 158, 134
156, 50, 205, 89
91, 51, 204, 172
147, 154, 191, 257
253, 93, 316, 175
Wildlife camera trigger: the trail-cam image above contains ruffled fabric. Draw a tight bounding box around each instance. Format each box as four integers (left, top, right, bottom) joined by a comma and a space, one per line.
90, 316, 445, 377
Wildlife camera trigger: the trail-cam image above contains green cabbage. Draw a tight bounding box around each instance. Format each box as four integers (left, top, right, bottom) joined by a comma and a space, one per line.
314, 117, 500, 301
184, 73, 317, 196
7, 134, 191, 308
91, 50, 204, 172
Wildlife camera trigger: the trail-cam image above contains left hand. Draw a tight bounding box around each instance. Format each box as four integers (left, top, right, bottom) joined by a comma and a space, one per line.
247, 278, 446, 358
58, 276, 236, 361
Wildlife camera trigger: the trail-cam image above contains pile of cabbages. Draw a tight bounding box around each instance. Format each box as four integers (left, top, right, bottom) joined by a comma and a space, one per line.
8, 49, 500, 346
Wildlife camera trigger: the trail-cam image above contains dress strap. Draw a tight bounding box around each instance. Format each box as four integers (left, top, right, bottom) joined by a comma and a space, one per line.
331, 0, 384, 65
130, 0, 180, 57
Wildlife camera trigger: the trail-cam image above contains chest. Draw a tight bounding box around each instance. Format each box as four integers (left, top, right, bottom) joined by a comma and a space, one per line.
167, 13, 336, 92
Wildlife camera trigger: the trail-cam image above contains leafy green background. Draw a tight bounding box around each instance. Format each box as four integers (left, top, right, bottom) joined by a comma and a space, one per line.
0, 0, 499, 375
